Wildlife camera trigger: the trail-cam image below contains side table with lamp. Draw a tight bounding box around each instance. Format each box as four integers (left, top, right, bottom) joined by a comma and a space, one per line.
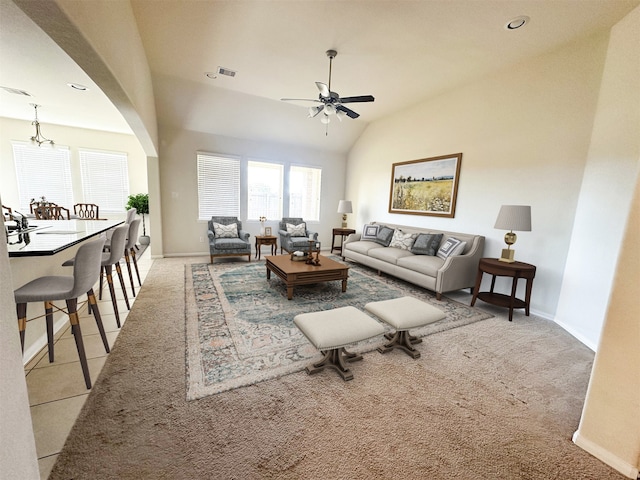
333, 200, 355, 254
471, 205, 536, 321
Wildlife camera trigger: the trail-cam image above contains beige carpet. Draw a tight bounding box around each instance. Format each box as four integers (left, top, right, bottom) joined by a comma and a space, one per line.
49, 257, 624, 479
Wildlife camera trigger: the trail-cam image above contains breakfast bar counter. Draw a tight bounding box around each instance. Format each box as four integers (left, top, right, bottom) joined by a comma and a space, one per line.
7, 219, 122, 257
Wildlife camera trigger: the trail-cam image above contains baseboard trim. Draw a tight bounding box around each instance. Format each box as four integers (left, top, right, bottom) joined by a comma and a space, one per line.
553, 317, 598, 351
573, 430, 639, 479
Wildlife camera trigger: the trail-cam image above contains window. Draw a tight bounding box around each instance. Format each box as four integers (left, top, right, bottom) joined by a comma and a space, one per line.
247, 160, 283, 221
79, 149, 130, 213
197, 153, 240, 219
289, 165, 321, 221
12, 142, 73, 211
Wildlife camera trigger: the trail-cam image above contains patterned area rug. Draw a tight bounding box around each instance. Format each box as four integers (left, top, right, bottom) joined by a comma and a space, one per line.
185, 257, 493, 400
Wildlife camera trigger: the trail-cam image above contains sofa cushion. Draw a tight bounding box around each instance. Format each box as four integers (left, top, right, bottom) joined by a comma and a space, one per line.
369, 246, 414, 264
286, 222, 307, 237
344, 240, 383, 256
389, 230, 418, 250
213, 222, 238, 238
410, 233, 443, 256
436, 237, 466, 259
362, 224, 380, 241
374, 226, 394, 247
397, 255, 445, 277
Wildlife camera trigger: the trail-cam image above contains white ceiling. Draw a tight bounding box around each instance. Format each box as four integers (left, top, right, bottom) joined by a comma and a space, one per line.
1, 0, 638, 153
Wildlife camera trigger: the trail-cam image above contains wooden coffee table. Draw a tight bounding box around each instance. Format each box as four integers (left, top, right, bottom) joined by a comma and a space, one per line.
265, 254, 350, 300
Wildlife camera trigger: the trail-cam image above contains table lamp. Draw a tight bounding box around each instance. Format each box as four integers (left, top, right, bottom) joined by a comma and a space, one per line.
337, 200, 352, 228
494, 205, 531, 263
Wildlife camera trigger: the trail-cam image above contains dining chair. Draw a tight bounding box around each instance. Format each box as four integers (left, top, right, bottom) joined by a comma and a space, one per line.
74, 203, 101, 219
14, 238, 109, 389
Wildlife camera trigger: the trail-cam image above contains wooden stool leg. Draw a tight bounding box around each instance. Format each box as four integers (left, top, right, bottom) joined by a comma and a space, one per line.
99, 266, 105, 300
45, 301, 54, 362
124, 249, 136, 297
87, 289, 110, 353
115, 262, 131, 311
131, 248, 142, 286
104, 265, 121, 328
305, 347, 362, 381
16, 303, 27, 352
67, 298, 92, 389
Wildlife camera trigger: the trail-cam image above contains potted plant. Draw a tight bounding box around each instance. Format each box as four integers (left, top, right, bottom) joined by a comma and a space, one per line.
126, 193, 150, 245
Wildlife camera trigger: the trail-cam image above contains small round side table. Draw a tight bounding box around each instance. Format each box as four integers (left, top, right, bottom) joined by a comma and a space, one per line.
470, 258, 536, 321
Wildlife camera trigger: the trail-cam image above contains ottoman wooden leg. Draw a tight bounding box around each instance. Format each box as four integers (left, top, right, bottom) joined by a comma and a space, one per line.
384, 332, 422, 345
305, 347, 362, 381
378, 330, 421, 359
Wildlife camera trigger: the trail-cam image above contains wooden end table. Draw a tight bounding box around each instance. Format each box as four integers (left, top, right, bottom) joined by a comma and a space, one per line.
255, 235, 277, 260
331, 228, 356, 254
470, 258, 536, 322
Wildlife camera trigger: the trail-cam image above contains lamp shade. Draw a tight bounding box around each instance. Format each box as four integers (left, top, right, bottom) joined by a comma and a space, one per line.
337, 200, 353, 214
494, 205, 531, 231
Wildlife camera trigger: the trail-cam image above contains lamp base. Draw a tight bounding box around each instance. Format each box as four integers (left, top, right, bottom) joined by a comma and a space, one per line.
341, 214, 347, 228
499, 248, 516, 263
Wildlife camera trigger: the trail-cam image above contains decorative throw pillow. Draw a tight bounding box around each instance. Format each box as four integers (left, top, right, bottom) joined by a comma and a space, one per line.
436, 237, 467, 259
213, 222, 238, 238
361, 223, 380, 241
286, 222, 307, 237
389, 229, 418, 250
374, 226, 395, 247
410, 233, 443, 256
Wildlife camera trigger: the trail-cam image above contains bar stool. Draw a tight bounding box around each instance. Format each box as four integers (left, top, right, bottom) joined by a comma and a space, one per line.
124, 218, 142, 297
104, 207, 136, 252
63, 224, 130, 327
14, 238, 109, 389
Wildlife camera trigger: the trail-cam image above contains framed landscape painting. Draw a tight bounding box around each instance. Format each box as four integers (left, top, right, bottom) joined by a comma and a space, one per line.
388, 153, 462, 218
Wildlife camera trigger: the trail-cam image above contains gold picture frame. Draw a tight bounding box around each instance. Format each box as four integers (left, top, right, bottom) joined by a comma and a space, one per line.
264, 226, 272, 236
389, 153, 462, 218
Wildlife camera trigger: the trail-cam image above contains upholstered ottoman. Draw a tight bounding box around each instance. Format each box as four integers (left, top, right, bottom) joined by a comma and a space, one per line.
365, 296, 445, 359
294, 306, 385, 381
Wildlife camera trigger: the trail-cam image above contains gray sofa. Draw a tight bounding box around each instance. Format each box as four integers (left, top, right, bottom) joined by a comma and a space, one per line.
208, 216, 251, 263
343, 222, 485, 300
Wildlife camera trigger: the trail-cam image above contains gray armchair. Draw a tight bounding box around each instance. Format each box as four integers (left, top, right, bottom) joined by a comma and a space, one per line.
278, 217, 318, 254
208, 216, 251, 263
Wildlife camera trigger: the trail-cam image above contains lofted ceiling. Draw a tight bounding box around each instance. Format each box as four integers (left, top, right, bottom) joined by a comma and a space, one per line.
1, 0, 638, 154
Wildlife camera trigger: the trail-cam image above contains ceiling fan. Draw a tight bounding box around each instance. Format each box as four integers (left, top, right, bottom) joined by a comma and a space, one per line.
281, 49, 374, 126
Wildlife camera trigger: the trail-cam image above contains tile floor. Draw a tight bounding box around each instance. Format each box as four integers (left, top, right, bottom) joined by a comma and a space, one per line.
23, 247, 153, 479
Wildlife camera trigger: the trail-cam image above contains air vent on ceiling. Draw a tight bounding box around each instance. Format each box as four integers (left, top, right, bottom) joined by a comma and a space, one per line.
217, 67, 236, 77
0, 86, 32, 96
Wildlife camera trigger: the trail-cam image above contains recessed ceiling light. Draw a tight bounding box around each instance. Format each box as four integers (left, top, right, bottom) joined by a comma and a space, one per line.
505, 15, 530, 30
67, 83, 88, 91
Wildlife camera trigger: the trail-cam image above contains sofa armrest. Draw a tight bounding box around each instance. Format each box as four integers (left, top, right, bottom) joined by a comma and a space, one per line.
436, 236, 485, 294
278, 229, 291, 239
239, 229, 250, 241
344, 233, 361, 245
207, 229, 215, 241
306, 230, 318, 241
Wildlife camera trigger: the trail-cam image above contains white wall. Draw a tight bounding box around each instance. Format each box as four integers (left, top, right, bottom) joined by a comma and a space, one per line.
158, 127, 347, 256
572, 5, 640, 478
346, 32, 610, 320
554, 5, 640, 350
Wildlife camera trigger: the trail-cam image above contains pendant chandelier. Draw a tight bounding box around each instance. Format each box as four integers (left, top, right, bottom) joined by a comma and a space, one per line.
29, 103, 55, 147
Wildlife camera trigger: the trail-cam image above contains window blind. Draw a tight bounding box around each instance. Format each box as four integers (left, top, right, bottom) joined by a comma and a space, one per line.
79, 149, 130, 213
197, 153, 240, 219
12, 142, 73, 211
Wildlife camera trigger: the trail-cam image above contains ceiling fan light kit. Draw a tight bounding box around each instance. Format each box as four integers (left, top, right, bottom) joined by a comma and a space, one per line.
282, 49, 374, 133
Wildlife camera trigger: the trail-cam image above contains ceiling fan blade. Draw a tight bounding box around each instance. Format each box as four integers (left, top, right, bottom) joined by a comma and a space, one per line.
338, 95, 375, 103
336, 105, 360, 119
281, 98, 322, 103
315, 82, 330, 98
